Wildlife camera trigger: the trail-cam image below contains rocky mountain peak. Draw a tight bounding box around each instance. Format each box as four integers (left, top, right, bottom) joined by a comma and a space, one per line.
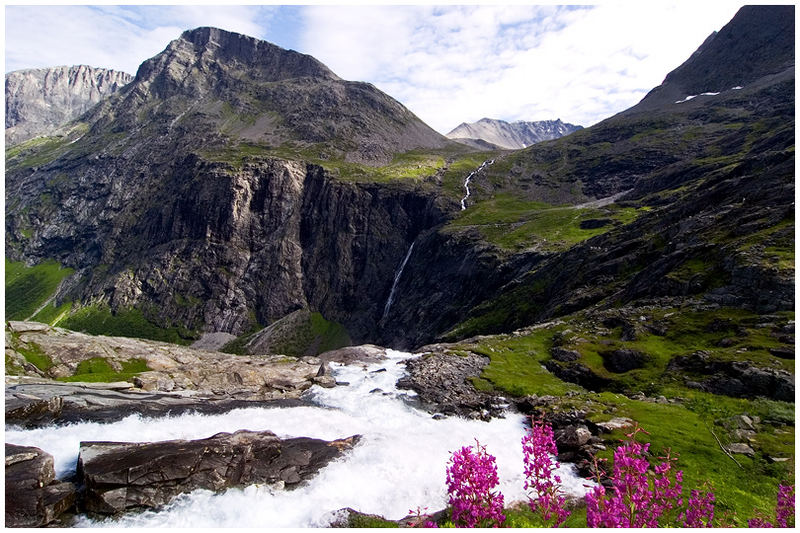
130, 26, 338, 96
633, 4, 794, 111
172, 27, 339, 82
447, 117, 582, 149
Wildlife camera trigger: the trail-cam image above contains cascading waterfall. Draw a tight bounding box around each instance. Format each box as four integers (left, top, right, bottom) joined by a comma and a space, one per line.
6, 350, 592, 527
381, 241, 415, 322
460, 159, 494, 210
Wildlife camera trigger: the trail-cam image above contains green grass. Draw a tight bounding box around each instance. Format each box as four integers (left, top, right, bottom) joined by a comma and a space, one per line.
57, 357, 151, 383
446, 194, 644, 252
5, 258, 74, 320
347, 514, 399, 528
586, 393, 794, 526
448, 304, 794, 524
461, 326, 583, 397
60, 305, 198, 345
5, 135, 72, 170
31, 300, 73, 326
201, 143, 453, 184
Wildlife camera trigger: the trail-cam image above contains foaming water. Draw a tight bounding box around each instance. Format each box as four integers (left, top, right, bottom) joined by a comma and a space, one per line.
7, 349, 592, 527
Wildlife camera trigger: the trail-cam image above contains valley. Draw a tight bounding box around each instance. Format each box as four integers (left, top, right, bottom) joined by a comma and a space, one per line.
4, 5, 795, 529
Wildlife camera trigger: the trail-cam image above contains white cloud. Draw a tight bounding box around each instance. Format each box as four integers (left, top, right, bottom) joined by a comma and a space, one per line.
299, 3, 744, 133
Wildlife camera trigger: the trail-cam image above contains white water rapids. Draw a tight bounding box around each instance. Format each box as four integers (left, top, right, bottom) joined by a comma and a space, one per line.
460, 159, 494, 210
6, 350, 592, 527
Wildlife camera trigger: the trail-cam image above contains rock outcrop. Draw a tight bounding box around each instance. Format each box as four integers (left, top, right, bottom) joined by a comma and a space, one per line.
77, 430, 360, 514
6, 321, 328, 399
668, 351, 794, 402
5, 65, 132, 145
396, 346, 506, 419
5, 444, 76, 527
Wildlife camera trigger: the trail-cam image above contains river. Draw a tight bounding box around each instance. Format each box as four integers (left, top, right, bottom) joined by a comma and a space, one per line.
6, 349, 591, 527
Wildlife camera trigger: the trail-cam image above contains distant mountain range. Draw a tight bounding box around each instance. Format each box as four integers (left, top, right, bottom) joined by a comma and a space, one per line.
5, 65, 132, 145
446, 118, 582, 149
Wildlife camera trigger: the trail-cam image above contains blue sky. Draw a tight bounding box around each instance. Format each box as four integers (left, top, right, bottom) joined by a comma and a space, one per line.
5, 2, 746, 133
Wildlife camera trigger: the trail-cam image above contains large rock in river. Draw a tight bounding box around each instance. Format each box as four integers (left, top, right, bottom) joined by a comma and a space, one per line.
5, 444, 76, 527
78, 429, 360, 514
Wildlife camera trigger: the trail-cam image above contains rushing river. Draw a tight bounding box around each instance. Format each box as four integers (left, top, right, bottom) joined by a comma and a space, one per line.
6, 350, 592, 527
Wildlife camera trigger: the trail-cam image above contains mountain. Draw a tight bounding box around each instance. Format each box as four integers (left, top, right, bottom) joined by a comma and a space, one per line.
631, 5, 794, 112
5, 65, 132, 145
4, 27, 461, 347
5, 7, 794, 354
81, 27, 449, 165
446, 118, 582, 149
443, 4, 794, 338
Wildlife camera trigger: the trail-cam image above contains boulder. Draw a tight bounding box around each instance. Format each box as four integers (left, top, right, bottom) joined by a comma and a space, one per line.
397, 350, 504, 419
554, 425, 592, 450
5, 444, 76, 527
78, 430, 360, 514
317, 344, 387, 364
727, 443, 755, 456
596, 417, 635, 433
550, 347, 581, 362
600, 349, 649, 373
5, 382, 310, 428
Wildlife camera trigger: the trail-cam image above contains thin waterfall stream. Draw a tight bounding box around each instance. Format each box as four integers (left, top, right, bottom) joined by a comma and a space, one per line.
381, 241, 415, 322
460, 159, 494, 210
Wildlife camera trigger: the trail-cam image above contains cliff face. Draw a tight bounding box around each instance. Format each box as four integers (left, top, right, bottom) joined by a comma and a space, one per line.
5, 66, 132, 145
6, 146, 502, 343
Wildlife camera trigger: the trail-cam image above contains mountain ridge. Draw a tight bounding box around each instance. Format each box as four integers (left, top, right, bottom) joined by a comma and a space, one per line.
5, 65, 132, 145
446, 117, 582, 149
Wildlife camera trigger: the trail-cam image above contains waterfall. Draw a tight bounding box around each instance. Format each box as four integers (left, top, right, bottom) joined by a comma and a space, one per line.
460, 159, 494, 210
381, 242, 415, 322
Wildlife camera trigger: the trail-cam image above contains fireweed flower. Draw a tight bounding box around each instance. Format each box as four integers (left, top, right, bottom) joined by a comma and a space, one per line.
680, 487, 716, 527
584, 425, 683, 527
521, 419, 571, 526
445, 440, 506, 528
748, 483, 795, 528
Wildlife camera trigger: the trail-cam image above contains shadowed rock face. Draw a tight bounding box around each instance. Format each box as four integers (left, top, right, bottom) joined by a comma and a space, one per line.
77, 430, 360, 514
5, 65, 132, 145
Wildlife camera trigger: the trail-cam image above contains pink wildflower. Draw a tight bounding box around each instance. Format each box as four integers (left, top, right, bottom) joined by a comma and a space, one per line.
445, 440, 506, 528
522, 419, 571, 526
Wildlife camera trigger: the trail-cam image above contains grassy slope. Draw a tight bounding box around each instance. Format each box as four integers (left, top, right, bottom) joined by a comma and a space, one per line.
222, 309, 351, 356
5, 258, 74, 321
60, 305, 198, 345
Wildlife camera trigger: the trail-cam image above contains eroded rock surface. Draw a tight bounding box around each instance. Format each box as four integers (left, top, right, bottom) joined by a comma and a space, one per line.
7, 321, 327, 398
78, 430, 360, 514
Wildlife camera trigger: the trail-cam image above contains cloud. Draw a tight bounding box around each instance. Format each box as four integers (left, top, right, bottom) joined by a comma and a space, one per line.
299, 3, 744, 133
5, 5, 269, 76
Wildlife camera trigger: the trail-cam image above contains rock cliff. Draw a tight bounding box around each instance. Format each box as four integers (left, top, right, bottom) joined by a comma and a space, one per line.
5, 65, 132, 145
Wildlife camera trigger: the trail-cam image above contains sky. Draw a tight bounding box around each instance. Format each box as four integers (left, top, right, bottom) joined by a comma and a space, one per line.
4, 1, 749, 134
